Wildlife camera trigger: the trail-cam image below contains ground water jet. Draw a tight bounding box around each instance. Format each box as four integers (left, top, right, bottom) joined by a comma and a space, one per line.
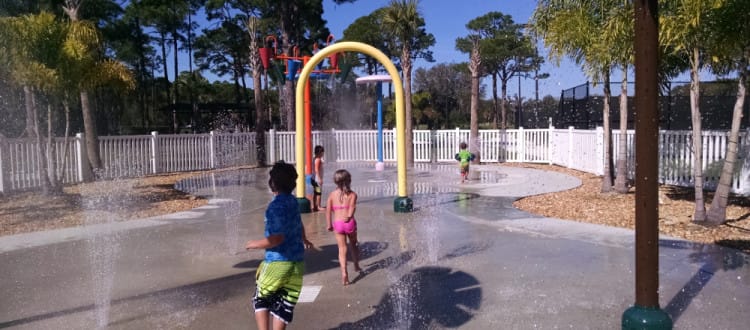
81, 176, 133, 328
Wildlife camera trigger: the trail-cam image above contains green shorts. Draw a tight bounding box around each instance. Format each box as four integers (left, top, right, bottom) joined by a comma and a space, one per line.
460, 163, 470, 174
311, 179, 322, 196
253, 261, 304, 324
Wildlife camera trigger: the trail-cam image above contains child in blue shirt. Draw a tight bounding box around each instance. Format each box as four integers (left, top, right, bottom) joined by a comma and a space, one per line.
246, 161, 313, 329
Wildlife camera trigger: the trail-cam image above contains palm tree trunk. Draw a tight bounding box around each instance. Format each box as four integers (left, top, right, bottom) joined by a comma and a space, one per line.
59, 100, 72, 183
248, 17, 266, 166
501, 78, 508, 130
45, 103, 62, 194
23, 86, 36, 137
601, 72, 613, 193
32, 97, 50, 194
614, 69, 629, 193
707, 59, 747, 224
254, 71, 266, 166
689, 47, 706, 222
492, 73, 499, 129
403, 47, 414, 167
469, 44, 480, 163
81, 90, 101, 172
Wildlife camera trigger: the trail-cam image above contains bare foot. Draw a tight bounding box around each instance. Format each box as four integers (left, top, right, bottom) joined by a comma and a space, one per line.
354, 264, 362, 272
342, 273, 350, 286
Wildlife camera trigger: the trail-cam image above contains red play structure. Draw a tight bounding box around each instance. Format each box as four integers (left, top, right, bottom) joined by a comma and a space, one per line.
258, 34, 349, 177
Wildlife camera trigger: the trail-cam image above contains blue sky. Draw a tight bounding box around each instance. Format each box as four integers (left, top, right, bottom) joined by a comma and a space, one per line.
187, 1, 714, 99
322, 0, 588, 99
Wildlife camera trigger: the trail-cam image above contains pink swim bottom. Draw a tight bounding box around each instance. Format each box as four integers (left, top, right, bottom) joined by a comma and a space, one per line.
333, 218, 357, 234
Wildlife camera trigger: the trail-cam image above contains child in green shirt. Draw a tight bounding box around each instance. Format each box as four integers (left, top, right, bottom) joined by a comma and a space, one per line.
455, 142, 476, 183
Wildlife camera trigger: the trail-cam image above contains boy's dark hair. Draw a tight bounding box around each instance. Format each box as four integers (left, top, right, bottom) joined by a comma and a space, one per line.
314, 145, 324, 157
460, 142, 467, 149
269, 161, 298, 194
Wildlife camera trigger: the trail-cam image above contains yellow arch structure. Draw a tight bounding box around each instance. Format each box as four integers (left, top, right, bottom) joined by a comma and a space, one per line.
295, 41, 412, 213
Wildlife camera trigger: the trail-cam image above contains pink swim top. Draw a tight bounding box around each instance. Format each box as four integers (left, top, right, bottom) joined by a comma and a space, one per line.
330, 204, 350, 211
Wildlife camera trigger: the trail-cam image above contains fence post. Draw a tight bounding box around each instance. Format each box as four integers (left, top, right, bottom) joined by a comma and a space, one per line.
596, 126, 604, 175
150, 131, 160, 174
268, 128, 276, 164
76, 133, 93, 181
0, 137, 8, 193
393, 127, 398, 162
330, 128, 337, 162
209, 130, 216, 169
430, 130, 437, 163
548, 121, 554, 165
519, 127, 526, 162
567, 126, 574, 168
740, 129, 750, 195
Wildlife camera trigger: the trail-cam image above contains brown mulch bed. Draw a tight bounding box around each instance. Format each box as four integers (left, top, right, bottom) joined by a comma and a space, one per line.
505, 163, 750, 254
0, 172, 208, 237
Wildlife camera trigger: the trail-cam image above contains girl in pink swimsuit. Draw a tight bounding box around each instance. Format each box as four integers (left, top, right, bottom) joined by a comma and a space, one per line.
326, 169, 361, 285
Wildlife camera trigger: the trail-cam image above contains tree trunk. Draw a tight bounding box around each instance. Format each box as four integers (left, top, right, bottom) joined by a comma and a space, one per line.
32, 97, 50, 195
492, 73, 498, 129
403, 46, 414, 167
284, 80, 294, 130
23, 86, 36, 138
248, 17, 266, 167
501, 78, 508, 130
59, 100, 72, 183
469, 42, 481, 163
188, 13, 196, 133
614, 68, 629, 193
254, 73, 266, 166
45, 103, 62, 194
689, 47, 706, 222
280, 18, 295, 131
707, 60, 747, 224
277, 83, 285, 130
601, 72, 613, 193
172, 32, 179, 107
81, 90, 101, 173
160, 32, 170, 101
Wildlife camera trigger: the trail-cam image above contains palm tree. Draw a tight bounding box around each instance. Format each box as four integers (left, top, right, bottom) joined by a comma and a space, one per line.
247, 15, 267, 166
456, 24, 483, 161
660, 0, 724, 222
531, 1, 618, 193
62, 0, 134, 175
603, 1, 635, 194
62, 0, 101, 172
705, 0, 749, 224
382, 0, 435, 167
1, 12, 67, 193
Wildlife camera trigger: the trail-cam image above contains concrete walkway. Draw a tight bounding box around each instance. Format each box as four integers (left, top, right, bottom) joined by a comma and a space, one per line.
1, 163, 748, 329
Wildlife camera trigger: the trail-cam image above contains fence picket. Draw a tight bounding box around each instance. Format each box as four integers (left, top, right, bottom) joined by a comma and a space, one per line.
1, 129, 748, 195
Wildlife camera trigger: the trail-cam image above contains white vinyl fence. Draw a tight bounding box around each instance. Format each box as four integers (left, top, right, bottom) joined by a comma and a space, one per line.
1, 128, 748, 195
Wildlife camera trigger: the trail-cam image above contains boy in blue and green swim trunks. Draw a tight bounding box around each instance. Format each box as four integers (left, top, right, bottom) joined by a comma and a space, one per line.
246, 161, 313, 329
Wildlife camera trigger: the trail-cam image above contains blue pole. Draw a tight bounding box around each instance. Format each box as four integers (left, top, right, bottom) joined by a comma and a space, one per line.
377, 82, 384, 164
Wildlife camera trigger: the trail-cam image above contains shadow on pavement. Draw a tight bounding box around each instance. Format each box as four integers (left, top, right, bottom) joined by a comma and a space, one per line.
660, 239, 749, 323
331, 266, 481, 329
302, 241, 389, 276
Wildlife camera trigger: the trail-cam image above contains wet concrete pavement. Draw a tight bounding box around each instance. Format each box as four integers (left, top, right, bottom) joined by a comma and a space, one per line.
1, 163, 749, 329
